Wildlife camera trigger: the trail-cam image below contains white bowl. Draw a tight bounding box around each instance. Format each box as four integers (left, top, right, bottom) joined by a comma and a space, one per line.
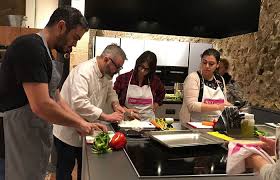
165, 118, 174, 124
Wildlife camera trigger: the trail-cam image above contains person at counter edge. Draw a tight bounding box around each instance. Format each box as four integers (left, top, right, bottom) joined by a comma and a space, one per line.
0, 7, 107, 180
179, 48, 231, 123
218, 58, 233, 85
114, 51, 165, 121
245, 136, 280, 180
53, 44, 126, 180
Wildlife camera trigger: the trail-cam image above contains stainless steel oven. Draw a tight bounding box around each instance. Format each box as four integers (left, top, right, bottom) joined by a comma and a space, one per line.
156, 66, 188, 94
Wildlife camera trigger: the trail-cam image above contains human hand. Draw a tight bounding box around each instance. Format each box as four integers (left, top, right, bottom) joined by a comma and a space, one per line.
105, 112, 124, 123
114, 104, 126, 113
259, 136, 275, 156
91, 122, 108, 133
125, 109, 140, 120
153, 103, 159, 113
245, 154, 270, 172
216, 103, 226, 111
76, 122, 108, 136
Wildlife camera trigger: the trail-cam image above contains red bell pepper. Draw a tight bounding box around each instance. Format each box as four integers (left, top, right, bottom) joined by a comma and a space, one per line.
109, 132, 127, 150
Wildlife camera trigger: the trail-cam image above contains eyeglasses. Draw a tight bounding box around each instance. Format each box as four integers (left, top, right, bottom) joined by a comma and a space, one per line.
139, 64, 150, 72
107, 57, 123, 72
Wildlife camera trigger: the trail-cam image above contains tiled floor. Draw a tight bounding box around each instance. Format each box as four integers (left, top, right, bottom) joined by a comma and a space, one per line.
45, 165, 77, 180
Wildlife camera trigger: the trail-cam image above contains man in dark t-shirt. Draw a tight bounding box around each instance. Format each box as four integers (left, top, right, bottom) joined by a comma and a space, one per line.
0, 34, 53, 111
0, 7, 107, 180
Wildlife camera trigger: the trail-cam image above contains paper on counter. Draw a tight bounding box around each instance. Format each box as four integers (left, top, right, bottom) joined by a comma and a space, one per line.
187, 122, 213, 129
119, 119, 155, 129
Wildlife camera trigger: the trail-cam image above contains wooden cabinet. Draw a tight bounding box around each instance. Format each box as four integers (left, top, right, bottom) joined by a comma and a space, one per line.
0, 26, 60, 59
0, 26, 40, 45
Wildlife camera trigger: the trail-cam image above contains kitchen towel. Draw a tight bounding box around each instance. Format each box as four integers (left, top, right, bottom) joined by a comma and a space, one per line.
226, 142, 275, 174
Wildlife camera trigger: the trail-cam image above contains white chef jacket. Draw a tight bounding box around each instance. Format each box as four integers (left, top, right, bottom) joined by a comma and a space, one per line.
53, 58, 119, 147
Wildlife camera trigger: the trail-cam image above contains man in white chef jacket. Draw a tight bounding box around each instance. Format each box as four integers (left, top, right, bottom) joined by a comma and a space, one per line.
53, 44, 126, 180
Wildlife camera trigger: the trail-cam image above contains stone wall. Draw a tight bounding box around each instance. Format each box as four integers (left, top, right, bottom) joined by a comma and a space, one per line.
213, 0, 280, 110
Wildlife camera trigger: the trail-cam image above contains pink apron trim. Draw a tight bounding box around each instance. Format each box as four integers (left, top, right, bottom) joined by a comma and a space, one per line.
204, 99, 224, 104
128, 97, 153, 105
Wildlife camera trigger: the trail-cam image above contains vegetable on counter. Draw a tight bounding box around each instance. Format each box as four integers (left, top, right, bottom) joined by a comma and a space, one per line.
254, 127, 268, 137
92, 132, 112, 154
150, 118, 168, 130
109, 132, 127, 150
202, 121, 215, 126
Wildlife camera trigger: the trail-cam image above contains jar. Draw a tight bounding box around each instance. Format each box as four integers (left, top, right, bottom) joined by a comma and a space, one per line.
241, 113, 255, 138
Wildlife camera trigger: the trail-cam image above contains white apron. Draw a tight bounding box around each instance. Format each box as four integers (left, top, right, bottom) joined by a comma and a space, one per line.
125, 73, 155, 121
3, 32, 63, 180
191, 76, 225, 122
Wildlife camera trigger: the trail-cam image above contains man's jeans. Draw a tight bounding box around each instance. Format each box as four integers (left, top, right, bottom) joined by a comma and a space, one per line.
0, 158, 4, 180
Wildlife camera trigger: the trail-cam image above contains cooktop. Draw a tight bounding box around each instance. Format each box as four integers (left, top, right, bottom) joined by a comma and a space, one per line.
124, 139, 253, 178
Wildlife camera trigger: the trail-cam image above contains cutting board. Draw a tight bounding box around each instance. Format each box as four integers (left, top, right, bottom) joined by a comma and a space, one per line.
230, 139, 262, 145
119, 119, 155, 129
187, 122, 213, 129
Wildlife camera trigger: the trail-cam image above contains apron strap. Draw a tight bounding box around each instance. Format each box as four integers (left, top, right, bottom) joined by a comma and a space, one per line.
197, 71, 204, 102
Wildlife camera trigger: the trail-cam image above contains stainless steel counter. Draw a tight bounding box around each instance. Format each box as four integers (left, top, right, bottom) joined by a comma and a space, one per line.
82, 123, 256, 180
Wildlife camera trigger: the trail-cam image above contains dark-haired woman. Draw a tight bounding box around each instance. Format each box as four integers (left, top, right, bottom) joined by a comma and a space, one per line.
114, 51, 165, 121
179, 48, 231, 124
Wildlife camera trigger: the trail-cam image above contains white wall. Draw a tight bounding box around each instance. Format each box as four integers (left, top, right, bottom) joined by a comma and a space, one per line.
25, 0, 58, 28
71, 0, 85, 15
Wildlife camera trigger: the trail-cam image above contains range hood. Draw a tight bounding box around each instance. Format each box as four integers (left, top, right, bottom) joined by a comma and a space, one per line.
85, 0, 261, 39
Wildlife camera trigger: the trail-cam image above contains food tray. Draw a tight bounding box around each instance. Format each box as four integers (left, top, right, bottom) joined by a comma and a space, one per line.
148, 130, 223, 148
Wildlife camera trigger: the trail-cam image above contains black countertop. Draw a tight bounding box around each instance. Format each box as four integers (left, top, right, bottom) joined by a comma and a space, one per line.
82, 123, 256, 180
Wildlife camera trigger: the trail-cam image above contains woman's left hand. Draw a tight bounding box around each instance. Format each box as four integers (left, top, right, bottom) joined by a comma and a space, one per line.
153, 103, 159, 113
125, 109, 140, 120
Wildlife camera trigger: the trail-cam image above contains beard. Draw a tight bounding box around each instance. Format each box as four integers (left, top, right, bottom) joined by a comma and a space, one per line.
54, 33, 68, 54
104, 65, 115, 80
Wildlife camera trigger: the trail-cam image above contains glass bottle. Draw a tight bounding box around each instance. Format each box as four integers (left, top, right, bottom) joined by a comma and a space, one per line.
241, 113, 255, 138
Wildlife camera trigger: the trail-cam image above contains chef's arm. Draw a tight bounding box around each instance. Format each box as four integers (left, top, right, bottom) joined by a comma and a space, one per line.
23, 83, 87, 128
55, 89, 82, 120
107, 84, 125, 113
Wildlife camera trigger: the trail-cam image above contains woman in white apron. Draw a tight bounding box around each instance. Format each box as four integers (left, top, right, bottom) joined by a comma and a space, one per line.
114, 51, 166, 121
179, 48, 231, 124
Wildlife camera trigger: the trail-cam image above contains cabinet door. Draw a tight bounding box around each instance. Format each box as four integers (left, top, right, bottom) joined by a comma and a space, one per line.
94, 36, 120, 57
188, 42, 213, 74
144, 40, 189, 67
120, 38, 145, 74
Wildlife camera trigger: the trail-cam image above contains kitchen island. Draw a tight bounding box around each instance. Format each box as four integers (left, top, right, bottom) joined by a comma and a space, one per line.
82, 123, 256, 180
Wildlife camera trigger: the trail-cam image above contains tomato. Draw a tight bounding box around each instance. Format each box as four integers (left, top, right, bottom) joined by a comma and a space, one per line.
109, 132, 127, 150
